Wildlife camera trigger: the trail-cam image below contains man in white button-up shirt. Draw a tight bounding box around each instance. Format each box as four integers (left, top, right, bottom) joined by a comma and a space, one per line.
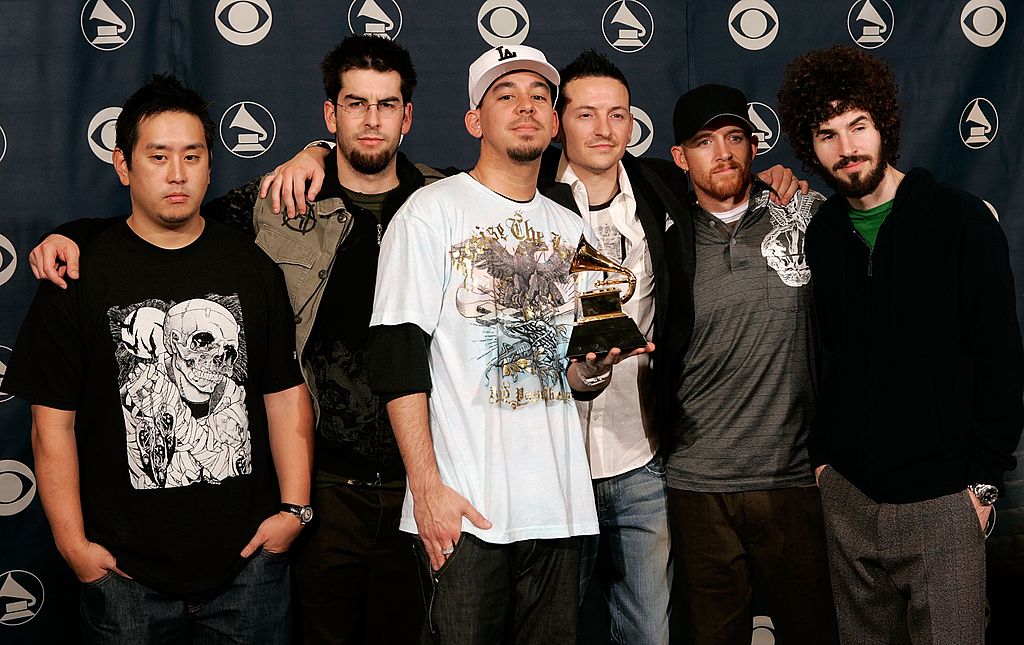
538, 51, 805, 645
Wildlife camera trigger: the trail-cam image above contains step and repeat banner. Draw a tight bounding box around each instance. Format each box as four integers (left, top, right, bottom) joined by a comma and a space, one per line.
0, 1, 1020, 642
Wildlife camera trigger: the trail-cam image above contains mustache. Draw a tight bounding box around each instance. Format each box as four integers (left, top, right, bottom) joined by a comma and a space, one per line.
833, 155, 871, 172
511, 117, 542, 129
712, 161, 742, 173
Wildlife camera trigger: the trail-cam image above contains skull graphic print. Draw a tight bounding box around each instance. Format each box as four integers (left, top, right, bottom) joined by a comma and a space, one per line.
109, 295, 250, 489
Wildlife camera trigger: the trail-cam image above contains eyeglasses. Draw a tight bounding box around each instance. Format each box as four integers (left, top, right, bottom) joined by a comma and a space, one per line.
337, 100, 405, 118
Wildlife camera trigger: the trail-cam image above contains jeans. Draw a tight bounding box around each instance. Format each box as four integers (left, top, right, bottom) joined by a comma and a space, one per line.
580, 455, 672, 645
79, 549, 290, 644
415, 533, 582, 645
292, 484, 421, 644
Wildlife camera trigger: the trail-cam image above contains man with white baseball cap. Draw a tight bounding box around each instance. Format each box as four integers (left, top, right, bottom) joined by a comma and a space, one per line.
367, 45, 652, 644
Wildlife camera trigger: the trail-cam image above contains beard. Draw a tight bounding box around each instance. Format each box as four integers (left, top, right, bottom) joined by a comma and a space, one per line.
691, 159, 752, 202
340, 137, 398, 175
822, 154, 888, 198
506, 143, 545, 164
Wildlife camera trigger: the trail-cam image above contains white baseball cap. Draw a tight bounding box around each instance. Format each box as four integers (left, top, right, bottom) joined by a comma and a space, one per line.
467, 45, 560, 109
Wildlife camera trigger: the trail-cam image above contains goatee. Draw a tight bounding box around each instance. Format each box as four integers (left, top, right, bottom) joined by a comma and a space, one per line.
507, 144, 545, 164
824, 154, 888, 198
347, 148, 393, 175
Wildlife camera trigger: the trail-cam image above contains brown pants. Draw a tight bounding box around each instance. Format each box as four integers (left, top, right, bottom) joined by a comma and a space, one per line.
291, 484, 422, 645
667, 486, 839, 645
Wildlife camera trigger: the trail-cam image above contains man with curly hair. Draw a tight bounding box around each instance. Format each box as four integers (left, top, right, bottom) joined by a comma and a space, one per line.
778, 45, 1024, 643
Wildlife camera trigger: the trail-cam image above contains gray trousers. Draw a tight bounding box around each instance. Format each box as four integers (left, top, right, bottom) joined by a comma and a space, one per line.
818, 467, 986, 645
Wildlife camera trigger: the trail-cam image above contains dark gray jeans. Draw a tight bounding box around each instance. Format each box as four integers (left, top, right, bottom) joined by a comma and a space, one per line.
818, 466, 986, 645
415, 533, 582, 645
79, 549, 290, 644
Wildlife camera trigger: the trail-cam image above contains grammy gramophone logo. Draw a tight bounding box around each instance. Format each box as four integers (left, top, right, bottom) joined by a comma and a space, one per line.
80, 0, 135, 51
0, 570, 44, 626
848, 0, 894, 49
602, 1, 654, 54
219, 101, 277, 158
348, 0, 403, 39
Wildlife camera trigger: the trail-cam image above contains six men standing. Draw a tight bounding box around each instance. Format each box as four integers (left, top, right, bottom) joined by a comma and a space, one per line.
14, 34, 1024, 645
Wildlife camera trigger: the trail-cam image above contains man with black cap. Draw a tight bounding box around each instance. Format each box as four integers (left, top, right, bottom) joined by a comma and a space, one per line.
366, 45, 652, 644
663, 84, 839, 644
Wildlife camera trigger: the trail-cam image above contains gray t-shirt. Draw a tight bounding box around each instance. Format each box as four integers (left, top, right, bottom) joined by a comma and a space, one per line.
666, 184, 824, 493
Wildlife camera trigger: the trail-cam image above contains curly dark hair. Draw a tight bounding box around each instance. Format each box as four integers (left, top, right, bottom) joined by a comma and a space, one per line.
777, 45, 901, 173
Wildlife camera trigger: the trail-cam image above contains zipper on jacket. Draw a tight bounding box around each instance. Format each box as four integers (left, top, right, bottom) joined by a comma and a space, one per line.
377, 222, 382, 246
852, 229, 874, 277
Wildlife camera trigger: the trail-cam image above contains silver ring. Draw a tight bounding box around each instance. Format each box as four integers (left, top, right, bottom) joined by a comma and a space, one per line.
441, 546, 455, 556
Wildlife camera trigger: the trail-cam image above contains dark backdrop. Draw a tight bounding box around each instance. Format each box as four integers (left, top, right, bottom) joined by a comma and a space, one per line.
1, 1, 1020, 641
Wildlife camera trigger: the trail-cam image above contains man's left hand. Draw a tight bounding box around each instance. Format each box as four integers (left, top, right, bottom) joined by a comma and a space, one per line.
966, 489, 993, 533
240, 511, 304, 558
757, 165, 810, 205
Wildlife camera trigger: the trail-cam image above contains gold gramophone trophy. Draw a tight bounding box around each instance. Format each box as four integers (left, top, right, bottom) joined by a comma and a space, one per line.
567, 236, 648, 359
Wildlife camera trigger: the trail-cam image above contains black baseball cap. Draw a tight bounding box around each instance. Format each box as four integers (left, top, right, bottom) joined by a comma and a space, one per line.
673, 84, 755, 144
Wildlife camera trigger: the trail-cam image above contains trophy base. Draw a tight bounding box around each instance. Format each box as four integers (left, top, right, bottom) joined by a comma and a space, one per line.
567, 315, 648, 360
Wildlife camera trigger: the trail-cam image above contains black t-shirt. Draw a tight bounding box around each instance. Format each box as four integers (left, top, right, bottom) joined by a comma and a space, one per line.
303, 156, 404, 482
4, 219, 303, 597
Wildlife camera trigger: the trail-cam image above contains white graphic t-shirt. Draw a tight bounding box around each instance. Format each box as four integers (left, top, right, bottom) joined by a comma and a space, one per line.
371, 173, 599, 543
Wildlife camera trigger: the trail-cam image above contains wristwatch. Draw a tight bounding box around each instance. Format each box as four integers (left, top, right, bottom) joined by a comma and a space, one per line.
280, 503, 314, 525
968, 483, 998, 506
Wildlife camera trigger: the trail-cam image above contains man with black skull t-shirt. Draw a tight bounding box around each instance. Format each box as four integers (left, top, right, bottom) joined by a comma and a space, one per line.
4, 74, 313, 642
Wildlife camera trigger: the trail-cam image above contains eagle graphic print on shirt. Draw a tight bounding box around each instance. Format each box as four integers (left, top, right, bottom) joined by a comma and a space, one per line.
449, 211, 577, 409
108, 294, 250, 489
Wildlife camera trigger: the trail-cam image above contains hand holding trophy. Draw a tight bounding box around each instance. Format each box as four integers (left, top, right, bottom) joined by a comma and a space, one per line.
566, 236, 650, 359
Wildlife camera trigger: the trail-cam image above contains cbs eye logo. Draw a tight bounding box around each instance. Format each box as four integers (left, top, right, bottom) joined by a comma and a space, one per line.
0, 234, 16, 287
628, 106, 654, 156
87, 107, 121, 164
961, 0, 1004, 47
80, 0, 135, 51
0, 460, 36, 517
215, 0, 273, 46
478, 0, 529, 47
728, 0, 779, 51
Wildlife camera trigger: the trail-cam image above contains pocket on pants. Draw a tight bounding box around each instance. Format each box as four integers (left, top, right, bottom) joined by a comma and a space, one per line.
419, 534, 468, 581
82, 571, 115, 589
959, 490, 988, 541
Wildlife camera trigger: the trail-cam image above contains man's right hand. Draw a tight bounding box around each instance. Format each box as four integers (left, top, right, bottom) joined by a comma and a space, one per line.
29, 234, 80, 289
413, 480, 491, 571
258, 145, 331, 218
63, 539, 129, 584
815, 464, 828, 486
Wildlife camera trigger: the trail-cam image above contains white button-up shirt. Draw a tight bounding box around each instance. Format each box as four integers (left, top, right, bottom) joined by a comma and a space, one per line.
557, 153, 657, 479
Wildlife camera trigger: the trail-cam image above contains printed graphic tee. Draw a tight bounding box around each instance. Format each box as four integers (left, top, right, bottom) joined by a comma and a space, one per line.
371, 173, 599, 543
4, 219, 303, 596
